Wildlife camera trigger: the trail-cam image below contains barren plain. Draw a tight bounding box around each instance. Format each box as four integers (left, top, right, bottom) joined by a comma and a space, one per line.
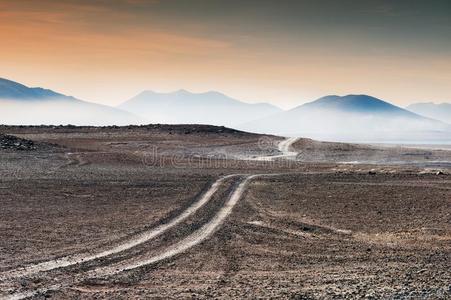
0, 125, 450, 299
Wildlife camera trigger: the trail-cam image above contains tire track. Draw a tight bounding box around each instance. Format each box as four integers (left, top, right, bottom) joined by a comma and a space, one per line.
254, 137, 300, 161
1, 173, 290, 300
0, 175, 252, 300
0, 174, 238, 281
92, 174, 258, 276
1, 138, 300, 299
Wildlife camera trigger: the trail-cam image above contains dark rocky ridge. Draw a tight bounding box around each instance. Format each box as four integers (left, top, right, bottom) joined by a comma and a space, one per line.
0, 124, 259, 137
0, 134, 37, 151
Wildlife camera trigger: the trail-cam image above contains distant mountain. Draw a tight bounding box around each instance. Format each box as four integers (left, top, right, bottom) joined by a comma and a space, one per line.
239, 94, 451, 142
118, 89, 282, 126
0, 78, 81, 101
406, 102, 451, 124
0, 78, 142, 126
302, 95, 418, 117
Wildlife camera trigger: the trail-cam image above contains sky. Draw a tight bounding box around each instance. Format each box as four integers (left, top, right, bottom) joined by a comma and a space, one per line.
1, 0, 450, 109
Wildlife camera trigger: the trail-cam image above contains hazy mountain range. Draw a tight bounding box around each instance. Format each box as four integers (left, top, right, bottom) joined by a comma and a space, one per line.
0, 78, 141, 126
0, 78, 450, 142
239, 95, 451, 142
118, 89, 281, 127
0, 78, 74, 100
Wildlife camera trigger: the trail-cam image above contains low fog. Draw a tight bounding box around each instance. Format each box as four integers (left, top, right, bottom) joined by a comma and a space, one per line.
407, 103, 451, 124
1, 79, 450, 144
0, 99, 142, 126
237, 108, 451, 143
118, 90, 281, 127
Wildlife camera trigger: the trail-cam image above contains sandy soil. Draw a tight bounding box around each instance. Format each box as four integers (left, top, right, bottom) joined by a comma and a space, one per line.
0, 125, 449, 299
291, 138, 451, 167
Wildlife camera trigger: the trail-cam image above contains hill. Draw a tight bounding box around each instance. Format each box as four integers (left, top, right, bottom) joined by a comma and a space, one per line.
239, 94, 451, 142
118, 89, 281, 126
0, 78, 142, 126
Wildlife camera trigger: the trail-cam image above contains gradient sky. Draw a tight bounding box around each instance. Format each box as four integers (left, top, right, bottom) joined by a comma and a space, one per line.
1, 0, 450, 108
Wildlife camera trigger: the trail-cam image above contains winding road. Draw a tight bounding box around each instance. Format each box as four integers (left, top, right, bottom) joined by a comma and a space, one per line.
255, 136, 300, 161
0, 175, 237, 281
0, 137, 299, 300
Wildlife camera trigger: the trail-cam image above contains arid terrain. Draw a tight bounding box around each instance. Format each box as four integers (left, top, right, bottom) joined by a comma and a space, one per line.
0, 125, 450, 299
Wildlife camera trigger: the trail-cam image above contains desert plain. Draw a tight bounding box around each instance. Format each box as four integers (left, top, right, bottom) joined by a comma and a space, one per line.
0, 125, 450, 299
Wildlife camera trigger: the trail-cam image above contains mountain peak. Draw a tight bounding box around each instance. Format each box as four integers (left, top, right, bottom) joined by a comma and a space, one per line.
0, 77, 72, 101
0, 78, 142, 125
239, 94, 449, 141
299, 94, 413, 116
311, 94, 384, 105
174, 89, 191, 94
118, 89, 282, 126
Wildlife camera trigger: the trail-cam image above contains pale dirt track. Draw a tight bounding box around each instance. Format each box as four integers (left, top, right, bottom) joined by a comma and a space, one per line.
93, 174, 259, 276
0, 175, 237, 281
278, 137, 300, 154
2, 173, 288, 300
0, 138, 298, 299
0, 175, 242, 299
254, 136, 299, 161
1, 175, 254, 300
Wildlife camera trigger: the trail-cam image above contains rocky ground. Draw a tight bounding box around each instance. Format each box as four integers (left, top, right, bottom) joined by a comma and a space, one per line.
0, 134, 37, 151
0, 125, 449, 299
291, 138, 451, 167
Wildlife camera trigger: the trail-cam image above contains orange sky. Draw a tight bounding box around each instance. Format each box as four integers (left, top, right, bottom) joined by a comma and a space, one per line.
1, 0, 450, 108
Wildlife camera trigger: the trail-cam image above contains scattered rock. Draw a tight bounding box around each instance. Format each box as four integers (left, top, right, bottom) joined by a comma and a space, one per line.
0, 134, 36, 151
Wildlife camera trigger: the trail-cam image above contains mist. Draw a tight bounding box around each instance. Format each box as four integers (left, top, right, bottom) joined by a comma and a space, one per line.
118, 90, 282, 127
237, 107, 451, 144
0, 99, 143, 126
407, 103, 451, 124
1, 77, 450, 144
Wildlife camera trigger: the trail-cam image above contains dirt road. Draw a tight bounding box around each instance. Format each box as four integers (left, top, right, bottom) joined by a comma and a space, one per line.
1, 174, 272, 299
1, 138, 300, 299
0, 175, 240, 282
1, 127, 449, 299
254, 136, 300, 161
93, 174, 258, 276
